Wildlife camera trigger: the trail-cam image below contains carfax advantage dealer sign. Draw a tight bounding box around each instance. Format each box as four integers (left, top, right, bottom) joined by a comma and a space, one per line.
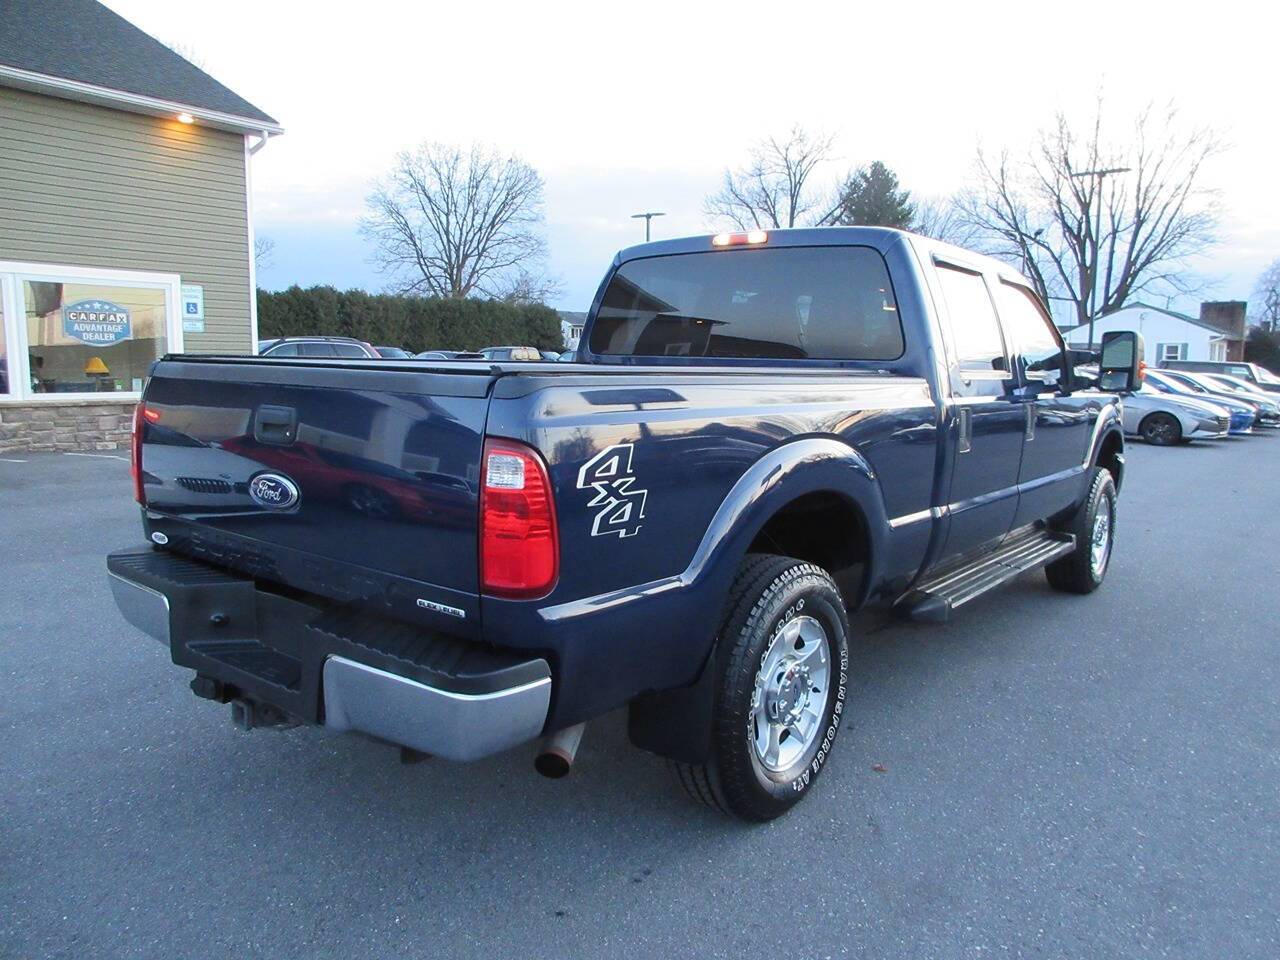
62, 299, 131, 346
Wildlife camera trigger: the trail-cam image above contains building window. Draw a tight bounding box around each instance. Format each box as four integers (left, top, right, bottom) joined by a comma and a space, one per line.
0, 263, 181, 400
1156, 342, 1187, 363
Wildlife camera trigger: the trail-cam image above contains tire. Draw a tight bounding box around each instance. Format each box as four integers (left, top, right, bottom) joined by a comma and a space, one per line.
1139, 412, 1182, 446
1046, 467, 1116, 594
674, 554, 851, 821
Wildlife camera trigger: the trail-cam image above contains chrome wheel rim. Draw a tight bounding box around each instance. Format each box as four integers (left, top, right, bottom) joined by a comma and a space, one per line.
750, 615, 831, 773
1090, 496, 1112, 579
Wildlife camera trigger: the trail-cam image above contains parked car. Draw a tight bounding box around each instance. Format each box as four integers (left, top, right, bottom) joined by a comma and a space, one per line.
540, 350, 562, 362
1155, 369, 1280, 428
1144, 369, 1256, 434
258, 337, 380, 359
557, 350, 576, 362
1188, 373, 1280, 427
374, 346, 413, 359
415, 350, 486, 360
1163, 359, 1280, 394
110, 226, 1143, 821
1121, 384, 1231, 444
478, 345, 542, 361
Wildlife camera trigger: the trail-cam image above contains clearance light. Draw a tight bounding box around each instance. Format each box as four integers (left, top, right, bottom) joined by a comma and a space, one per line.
711, 230, 769, 247
480, 438, 559, 599
176, 112, 195, 124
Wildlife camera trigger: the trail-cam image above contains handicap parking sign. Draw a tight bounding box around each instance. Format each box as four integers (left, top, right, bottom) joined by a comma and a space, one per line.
180, 283, 205, 333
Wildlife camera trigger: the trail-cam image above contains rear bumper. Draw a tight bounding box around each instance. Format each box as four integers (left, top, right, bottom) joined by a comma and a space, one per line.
106, 549, 551, 761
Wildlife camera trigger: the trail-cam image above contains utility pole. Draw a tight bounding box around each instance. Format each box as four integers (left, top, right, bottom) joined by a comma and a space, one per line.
1071, 167, 1131, 350
631, 211, 665, 242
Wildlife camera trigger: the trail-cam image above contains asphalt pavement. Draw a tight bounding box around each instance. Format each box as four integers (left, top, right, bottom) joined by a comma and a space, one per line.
2, 436, 1277, 959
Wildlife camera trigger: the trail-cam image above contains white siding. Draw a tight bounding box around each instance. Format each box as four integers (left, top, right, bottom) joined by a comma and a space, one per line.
1064, 306, 1215, 365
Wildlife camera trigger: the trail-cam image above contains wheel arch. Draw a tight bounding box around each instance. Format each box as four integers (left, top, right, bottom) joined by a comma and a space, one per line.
628, 437, 886, 764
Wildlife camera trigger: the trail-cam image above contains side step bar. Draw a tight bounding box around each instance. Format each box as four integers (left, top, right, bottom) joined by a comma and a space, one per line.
896, 528, 1076, 622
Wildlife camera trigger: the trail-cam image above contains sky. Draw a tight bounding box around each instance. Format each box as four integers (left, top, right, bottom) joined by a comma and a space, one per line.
109, 0, 1279, 315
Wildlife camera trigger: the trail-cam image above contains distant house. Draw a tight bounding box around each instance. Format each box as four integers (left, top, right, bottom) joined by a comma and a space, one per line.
0, 0, 280, 452
1064, 301, 1247, 366
558, 311, 587, 350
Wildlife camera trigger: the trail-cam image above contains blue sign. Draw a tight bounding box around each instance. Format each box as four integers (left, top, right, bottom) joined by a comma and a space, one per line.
63, 299, 131, 346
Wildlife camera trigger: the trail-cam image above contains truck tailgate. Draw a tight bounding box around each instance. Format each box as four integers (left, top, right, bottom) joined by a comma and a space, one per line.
138, 357, 491, 616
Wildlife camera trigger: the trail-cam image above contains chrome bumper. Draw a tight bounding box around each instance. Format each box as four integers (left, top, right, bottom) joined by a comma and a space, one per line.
323, 656, 550, 761
107, 554, 551, 762
109, 572, 171, 645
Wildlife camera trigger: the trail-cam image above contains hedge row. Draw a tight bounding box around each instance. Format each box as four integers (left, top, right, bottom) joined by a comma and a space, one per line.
256, 286, 565, 353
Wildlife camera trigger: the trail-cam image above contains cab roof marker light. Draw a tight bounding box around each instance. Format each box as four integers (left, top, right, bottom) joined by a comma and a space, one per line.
712, 231, 769, 247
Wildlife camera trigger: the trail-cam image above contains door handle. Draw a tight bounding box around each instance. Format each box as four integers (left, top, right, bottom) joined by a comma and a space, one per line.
958, 407, 972, 454
254, 405, 297, 445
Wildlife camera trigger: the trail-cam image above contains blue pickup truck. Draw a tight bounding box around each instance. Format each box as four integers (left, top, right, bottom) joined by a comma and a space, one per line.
108, 227, 1140, 821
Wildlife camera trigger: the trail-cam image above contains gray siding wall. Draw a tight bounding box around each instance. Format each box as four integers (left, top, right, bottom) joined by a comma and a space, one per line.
0, 87, 252, 353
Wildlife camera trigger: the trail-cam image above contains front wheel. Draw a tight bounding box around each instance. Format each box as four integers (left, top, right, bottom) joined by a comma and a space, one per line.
674, 554, 851, 821
1139, 412, 1182, 446
1046, 467, 1117, 594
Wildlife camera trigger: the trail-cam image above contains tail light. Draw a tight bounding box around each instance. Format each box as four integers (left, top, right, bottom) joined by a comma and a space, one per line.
131, 402, 147, 504
711, 230, 768, 246
480, 438, 558, 598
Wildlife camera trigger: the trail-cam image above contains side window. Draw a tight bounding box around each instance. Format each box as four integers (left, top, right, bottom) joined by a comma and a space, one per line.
265, 342, 299, 357
299, 342, 336, 357
331, 343, 368, 358
995, 281, 1063, 384
935, 264, 1009, 391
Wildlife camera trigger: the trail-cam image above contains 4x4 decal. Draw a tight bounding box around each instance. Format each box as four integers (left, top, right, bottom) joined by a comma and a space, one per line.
576, 443, 648, 538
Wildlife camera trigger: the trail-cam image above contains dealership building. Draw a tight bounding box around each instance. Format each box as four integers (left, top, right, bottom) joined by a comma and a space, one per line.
0, 0, 279, 452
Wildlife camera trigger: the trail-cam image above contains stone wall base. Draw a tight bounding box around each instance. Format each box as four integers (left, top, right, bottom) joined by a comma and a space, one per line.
0, 400, 134, 452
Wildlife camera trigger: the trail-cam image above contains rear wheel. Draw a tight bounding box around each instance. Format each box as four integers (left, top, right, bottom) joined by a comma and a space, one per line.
674, 554, 850, 821
1046, 467, 1116, 594
1139, 412, 1182, 446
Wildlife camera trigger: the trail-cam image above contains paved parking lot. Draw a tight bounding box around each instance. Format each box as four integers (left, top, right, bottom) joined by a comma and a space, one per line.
2, 436, 1277, 959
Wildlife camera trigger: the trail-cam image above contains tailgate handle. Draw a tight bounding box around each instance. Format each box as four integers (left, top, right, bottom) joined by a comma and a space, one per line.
254, 405, 297, 445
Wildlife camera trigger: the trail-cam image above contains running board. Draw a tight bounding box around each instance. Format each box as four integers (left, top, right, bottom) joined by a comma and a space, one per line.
896, 528, 1076, 622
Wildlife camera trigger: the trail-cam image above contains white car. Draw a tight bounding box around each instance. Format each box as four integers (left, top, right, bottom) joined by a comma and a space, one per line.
1121, 385, 1231, 445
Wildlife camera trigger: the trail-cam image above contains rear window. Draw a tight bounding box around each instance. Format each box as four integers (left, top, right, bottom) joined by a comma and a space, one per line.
588, 246, 903, 361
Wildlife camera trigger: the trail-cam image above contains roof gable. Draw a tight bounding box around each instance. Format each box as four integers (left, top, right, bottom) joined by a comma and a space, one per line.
1094, 301, 1226, 334
0, 0, 277, 129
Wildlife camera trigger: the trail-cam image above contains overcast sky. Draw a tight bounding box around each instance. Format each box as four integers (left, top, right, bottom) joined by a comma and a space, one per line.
110, 0, 1277, 314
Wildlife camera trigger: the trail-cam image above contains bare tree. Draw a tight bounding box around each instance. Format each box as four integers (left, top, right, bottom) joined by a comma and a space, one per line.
958, 99, 1220, 334
362, 142, 550, 299
254, 235, 275, 273
499, 267, 563, 306
1251, 258, 1280, 330
704, 126, 839, 230
911, 195, 975, 246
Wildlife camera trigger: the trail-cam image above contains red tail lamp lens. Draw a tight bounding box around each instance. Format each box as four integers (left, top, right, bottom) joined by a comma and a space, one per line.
480, 438, 559, 598
131, 403, 152, 504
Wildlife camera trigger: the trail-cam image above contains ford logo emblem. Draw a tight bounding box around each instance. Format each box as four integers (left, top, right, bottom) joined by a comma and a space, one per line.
248, 472, 300, 510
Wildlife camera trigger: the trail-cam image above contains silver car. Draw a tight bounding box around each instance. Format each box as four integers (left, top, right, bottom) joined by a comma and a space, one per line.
1121, 384, 1231, 445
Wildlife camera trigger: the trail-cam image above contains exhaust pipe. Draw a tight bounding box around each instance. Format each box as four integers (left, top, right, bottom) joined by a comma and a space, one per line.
534, 723, 586, 778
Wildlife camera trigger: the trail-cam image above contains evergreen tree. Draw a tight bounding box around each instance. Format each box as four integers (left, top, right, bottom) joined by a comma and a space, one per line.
831, 161, 915, 229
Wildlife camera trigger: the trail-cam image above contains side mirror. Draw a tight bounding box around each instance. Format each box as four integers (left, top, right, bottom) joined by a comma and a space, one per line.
1098, 330, 1144, 393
